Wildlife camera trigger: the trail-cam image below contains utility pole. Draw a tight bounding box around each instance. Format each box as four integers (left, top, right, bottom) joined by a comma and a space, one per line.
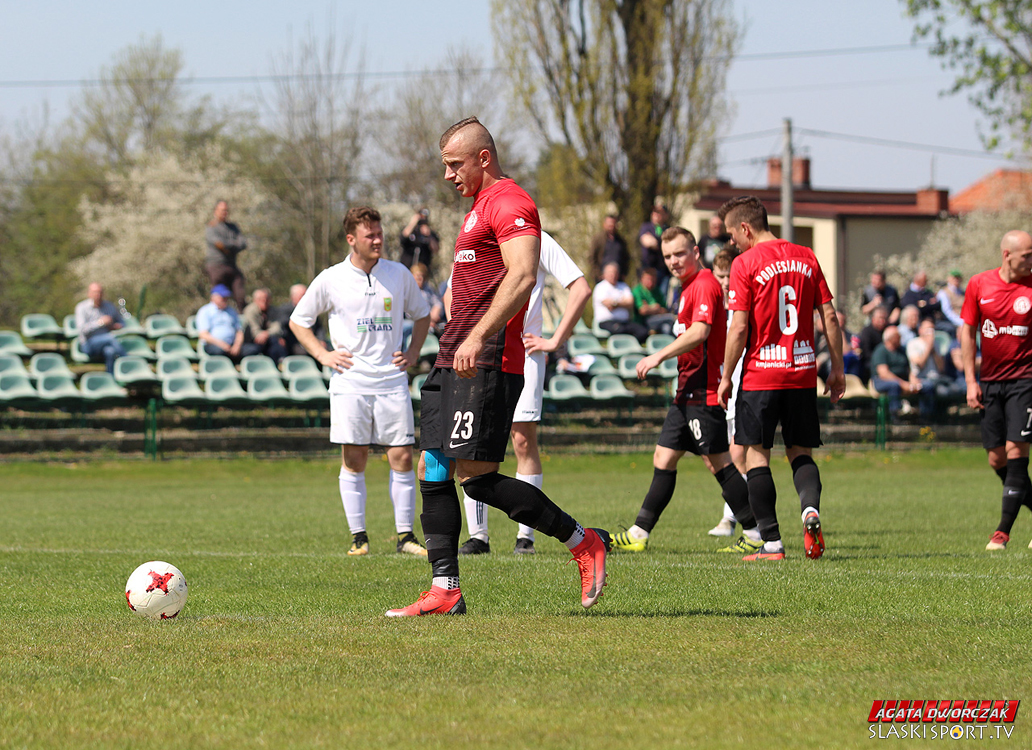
781, 117, 794, 243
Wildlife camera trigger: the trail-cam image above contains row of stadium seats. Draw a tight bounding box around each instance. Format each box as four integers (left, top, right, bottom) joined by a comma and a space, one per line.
21, 312, 201, 342
567, 332, 673, 359
113, 354, 331, 387
407, 372, 641, 407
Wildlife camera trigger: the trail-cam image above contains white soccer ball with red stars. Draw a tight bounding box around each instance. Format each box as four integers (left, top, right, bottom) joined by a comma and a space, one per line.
125, 561, 188, 620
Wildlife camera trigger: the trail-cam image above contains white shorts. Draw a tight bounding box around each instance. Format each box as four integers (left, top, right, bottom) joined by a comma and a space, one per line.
513, 351, 546, 423
726, 415, 736, 446
330, 388, 415, 446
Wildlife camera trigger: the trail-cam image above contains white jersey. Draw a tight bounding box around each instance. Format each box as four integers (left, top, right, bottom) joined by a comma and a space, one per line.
524, 231, 585, 337
725, 309, 744, 421
291, 255, 430, 394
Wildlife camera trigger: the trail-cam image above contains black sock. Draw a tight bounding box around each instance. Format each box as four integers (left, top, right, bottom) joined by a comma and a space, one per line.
996, 465, 1008, 484
746, 466, 779, 542
461, 472, 576, 542
791, 455, 822, 515
714, 464, 755, 529
634, 468, 677, 533
419, 479, 461, 577
998, 458, 1030, 535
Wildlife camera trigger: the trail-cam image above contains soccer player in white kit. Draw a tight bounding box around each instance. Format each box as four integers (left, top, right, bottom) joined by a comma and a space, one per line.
458, 231, 592, 554
290, 206, 432, 556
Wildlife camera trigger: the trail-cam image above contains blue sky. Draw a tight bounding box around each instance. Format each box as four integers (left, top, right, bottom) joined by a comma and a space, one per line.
0, 0, 1017, 194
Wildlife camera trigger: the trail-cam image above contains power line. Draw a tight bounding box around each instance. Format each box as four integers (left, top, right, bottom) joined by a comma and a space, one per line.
796, 128, 1012, 160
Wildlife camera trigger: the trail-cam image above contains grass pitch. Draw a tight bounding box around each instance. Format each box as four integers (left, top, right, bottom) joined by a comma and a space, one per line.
1, 449, 1031, 749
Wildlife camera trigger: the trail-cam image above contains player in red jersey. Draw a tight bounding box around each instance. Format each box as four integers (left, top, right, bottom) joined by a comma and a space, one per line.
387, 117, 609, 617
959, 230, 1032, 551
716, 196, 845, 561
611, 227, 762, 554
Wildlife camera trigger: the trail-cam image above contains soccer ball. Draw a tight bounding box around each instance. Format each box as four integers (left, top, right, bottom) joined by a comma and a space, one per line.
125, 561, 188, 620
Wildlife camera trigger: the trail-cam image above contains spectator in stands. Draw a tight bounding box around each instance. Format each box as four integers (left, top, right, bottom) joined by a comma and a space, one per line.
638, 204, 671, 294
898, 305, 920, 347
697, 215, 731, 268
908, 318, 964, 406
197, 284, 245, 362
276, 284, 320, 357
632, 266, 675, 336
399, 209, 440, 277
408, 263, 445, 338
936, 270, 965, 333
204, 200, 248, 310
589, 214, 630, 282
75, 283, 126, 374
861, 270, 901, 324
241, 288, 287, 363
857, 305, 889, 383
900, 270, 940, 323
593, 261, 649, 343
870, 326, 926, 420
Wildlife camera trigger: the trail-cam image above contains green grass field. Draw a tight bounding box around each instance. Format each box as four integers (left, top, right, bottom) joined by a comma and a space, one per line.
2, 449, 1031, 749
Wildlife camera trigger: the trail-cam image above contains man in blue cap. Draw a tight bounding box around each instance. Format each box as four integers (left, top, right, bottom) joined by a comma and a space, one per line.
197, 284, 246, 361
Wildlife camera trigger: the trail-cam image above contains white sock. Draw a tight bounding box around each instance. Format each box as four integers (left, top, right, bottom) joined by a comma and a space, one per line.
389, 469, 416, 534
628, 524, 649, 540
801, 506, 820, 523
515, 472, 543, 541
762, 540, 785, 553
722, 502, 736, 523
564, 522, 586, 550
339, 468, 366, 534
432, 576, 460, 590
462, 490, 489, 542
743, 527, 762, 542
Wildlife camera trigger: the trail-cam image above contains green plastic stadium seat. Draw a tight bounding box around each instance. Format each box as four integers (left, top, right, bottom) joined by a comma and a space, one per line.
240, 355, 278, 380
185, 315, 199, 339
21, 313, 64, 340
573, 319, 591, 335
119, 335, 157, 361
617, 353, 645, 380
37, 374, 83, 408
280, 355, 321, 380
420, 333, 440, 360
0, 373, 39, 408
246, 374, 291, 405
567, 334, 606, 357
591, 318, 611, 340
62, 314, 79, 340
289, 375, 330, 406
113, 315, 145, 337
658, 358, 678, 378
156, 335, 198, 361
79, 372, 127, 407
114, 356, 159, 387
205, 375, 250, 407
145, 314, 187, 339
934, 330, 952, 357
157, 357, 196, 381
161, 376, 208, 407
607, 334, 643, 359
200, 356, 238, 381
590, 374, 634, 402
841, 374, 874, 402
410, 373, 428, 404
646, 334, 675, 354
547, 374, 590, 402
0, 330, 33, 357
0, 354, 28, 377
586, 357, 616, 376
69, 338, 90, 364
29, 353, 73, 380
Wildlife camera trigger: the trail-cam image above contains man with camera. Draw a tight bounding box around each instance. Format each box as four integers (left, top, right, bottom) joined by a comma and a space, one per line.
400, 208, 441, 278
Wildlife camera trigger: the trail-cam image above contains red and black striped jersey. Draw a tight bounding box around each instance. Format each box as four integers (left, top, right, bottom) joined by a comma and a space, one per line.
437, 178, 541, 373
961, 269, 1032, 381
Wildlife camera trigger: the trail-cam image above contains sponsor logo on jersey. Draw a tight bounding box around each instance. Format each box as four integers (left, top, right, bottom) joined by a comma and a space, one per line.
384, 297, 392, 312
753, 259, 813, 286
455, 249, 476, 263
356, 316, 393, 333
1015, 296, 1031, 314
756, 343, 789, 368
698, 303, 708, 313
463, 210, 478, 233
792, 339, 815, 366
982, 319, 1028, 339
514, 217, 525, 227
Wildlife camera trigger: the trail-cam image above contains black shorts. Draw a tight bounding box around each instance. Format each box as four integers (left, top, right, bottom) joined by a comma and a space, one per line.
735, 388, 822, 450
419, 366, 524, 463
658, 403, 730, 456
981, 379, 1032, 450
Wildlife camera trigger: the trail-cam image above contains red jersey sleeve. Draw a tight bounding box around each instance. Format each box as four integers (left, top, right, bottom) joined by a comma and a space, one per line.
727, 255, 752, 312
688, 273, 721, 327
488, 189, 541, 244
960, 276, 981, 327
